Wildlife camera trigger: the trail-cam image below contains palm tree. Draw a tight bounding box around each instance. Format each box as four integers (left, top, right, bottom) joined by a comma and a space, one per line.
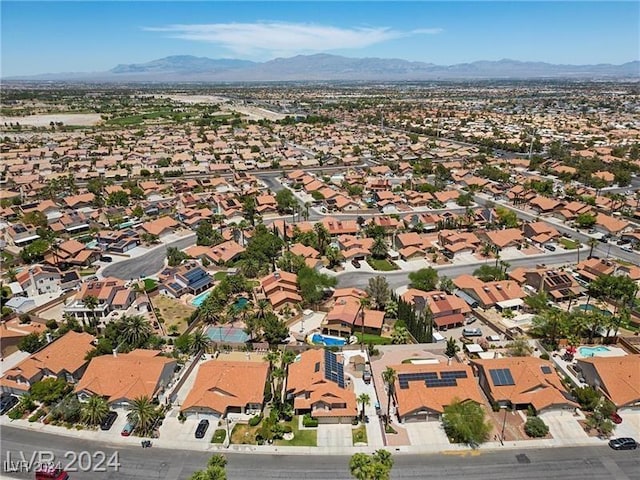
129, 396, 157, 436
81, 395, 110, 426
357, 393, 370, 422
390, 325, 409, 345
6, 267, 17, 282
384, 300, 398, 319
439, 276, 455, 294
256, 299, 271, 320
382, 367, 396, 424
314, 223, 330, 254
83, 295, 99, 328
271, 367, 285, 403
190, 331, 212, 355
365, 276, 391, 310
370, 236, 388, 260
120, 315, 152, 348
349, 453, 372, 480
264, 349, 280, 371
587, 238, 598, 258
358, 297, 371, 351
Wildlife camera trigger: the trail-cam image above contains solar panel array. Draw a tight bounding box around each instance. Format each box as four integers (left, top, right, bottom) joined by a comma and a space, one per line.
541, 366, 552, 374
489, 368, 515, 386
398, 370, 468, 389
324, 349, 345, 388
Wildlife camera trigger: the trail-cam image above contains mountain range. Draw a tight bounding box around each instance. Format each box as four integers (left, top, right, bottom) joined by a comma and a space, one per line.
6, 54, 639, 82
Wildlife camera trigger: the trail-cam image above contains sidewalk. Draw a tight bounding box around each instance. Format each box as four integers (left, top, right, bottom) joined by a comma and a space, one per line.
1, 414, 607, 456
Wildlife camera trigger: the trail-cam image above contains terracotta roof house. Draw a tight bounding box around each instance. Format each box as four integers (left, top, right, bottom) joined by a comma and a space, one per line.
576, 355, 640, 409
595, 213, 630, 237
0, 319, 46, 358
473, 357, 577, 413
75, 349, 176, 407
529, 196, 561, 214
438, 230, 481, 258
402, 289, 471, 330
4, 223, 40, 248
0, 331, 95, 396
185, 240, 245, 266
181, 360, 269, 418
522, 221, 561, 246
140, 216, 179, 238
321, 288, 382, 336
575, 258, 616, 282
45, 239, 99, 268
522, 268, 582, 301
320, 217, 359, 236
63, 193, 95, 209
454, 275, 526, 310
285, 349, 357, 423
258, 271, 302, 311
483, 228, 524, 249
393, 362, 483, 422
64, 278, 135, 323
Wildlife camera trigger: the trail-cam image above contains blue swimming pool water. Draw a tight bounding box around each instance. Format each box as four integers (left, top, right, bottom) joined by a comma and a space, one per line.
578, 346, 610, 358
310, 333, 347, 346
576, 305, 612, 317
234, 297, 249, 310
206, 326, 249, 343
191, 290, 212, 307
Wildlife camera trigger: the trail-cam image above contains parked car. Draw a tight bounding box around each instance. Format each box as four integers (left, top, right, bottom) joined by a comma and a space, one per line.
0, 394, 18, 415
465, 317, 477, 325
100, 411, 118, 431
544, 244, 556, 251
462, 328, 482, 337
608, 437, 637, 450
121, 421, 136, 436
351, 259, 361, 268
374, 401, 381, 416
363, 370, 372, 384
35, 465, 70, 480
610, 412, 623, 424
100, 256, 113, 263
195, 419, 210, 439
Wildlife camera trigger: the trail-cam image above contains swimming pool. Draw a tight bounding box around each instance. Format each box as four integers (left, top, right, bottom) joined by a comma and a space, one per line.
309, 333, 347, 346
206, 326, 250, 343
191, 290, 213, 307
234, 297, 249, 311
578, 346, 610, 358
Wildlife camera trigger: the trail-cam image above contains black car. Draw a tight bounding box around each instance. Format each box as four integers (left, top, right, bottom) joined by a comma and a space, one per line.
100, 256, 113, 263
544, 244, 556, 251
351, 259, 361, 268
195, 419, 210, 439
100, 411, 118, 431
0, 394, 18, 415
608, 437, 638, 450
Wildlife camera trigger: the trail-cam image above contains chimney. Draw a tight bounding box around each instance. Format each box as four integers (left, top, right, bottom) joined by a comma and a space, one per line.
112, 348, 118, 358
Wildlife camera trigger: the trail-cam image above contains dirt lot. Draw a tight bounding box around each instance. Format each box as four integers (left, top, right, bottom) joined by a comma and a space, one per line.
152, 295, 196, 334
1, 113, 103, 126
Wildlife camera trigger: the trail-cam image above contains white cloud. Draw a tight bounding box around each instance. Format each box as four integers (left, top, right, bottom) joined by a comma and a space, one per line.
145, 22, 442, 56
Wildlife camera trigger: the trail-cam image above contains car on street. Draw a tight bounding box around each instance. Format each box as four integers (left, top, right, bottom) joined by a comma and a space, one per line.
610, 412, 623, 424
195, 419, 210, 439
100, 411, 118, 431
0, 394, 18, 415
608, 437, 637, 450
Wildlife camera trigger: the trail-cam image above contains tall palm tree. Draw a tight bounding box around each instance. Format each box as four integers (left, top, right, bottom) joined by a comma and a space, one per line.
271, 367, 285, 403
382, 367, 396, 425
384, 300, 398, 320
390, 325, 409, 345
81, 395, 110, 426
358, 297, 371, 351
264, 349, 280, 371
357, 393, 370, 422
120, 315, 152, 348
129, 396, 157, 436
83, 295, 99, 328
190, 331, 212, 355
256, 299, 271, 320
587, 238, 598, 258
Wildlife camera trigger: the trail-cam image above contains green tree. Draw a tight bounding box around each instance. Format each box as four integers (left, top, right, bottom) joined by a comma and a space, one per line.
196, 221, 223, 247
120, 315, 152, 348
190, 331, 212, 355
275, 189, 296, 213
22, 210, 48, 228
575, 212, 596, 229
495, 207, 519, 228
384, 300, 398, 319
261, 313, 289, 345
473, 264, 506, 282
442, 400, 492, 446
390, 324, 410, 344
167, 247, 189, 267
297, 266, 337, 308
189, 455, 227, 480
18, 332, 45, 353
382, 367, 396, 423
277, 251, 307, 274
30, 378, 70, 405
439, 276, 456, 294
128, 395, 157, 436
81, 395, 110, 426
349, 450, 393, 480
507, 337, 533, 357
106, 190, 130, 207
365, 276, 391, 310
370, 236, 388, 260
524, 417, 549, 438
408, 267, 439, 292
445, 337, 460, 358
20, 239, 50, 263
325, 246, 345, 268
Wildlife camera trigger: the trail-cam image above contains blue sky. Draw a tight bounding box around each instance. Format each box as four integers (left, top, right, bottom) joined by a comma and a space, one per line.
2, 1, 638, 76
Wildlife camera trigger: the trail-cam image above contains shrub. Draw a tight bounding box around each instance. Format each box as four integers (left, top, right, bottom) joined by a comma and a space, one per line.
573, 386, 601, 411
524, 417, 549, 438
46, 319, 59, 330
19, 313, 31, 324
540, 353, 550, 360
249, 414, 263, 427
302, 413, 318, 428
2, 306, 14, 318
8, 407, 24, 420
28, 409, 46, 423
283, 425, 293, 434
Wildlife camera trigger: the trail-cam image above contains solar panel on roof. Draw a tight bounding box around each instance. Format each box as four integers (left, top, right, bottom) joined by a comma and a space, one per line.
541, 366, 552, 374
441, 371, 468, 379
489, 368, 515, 386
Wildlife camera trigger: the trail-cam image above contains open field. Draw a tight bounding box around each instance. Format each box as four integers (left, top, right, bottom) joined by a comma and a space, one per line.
0, 113, 102, 126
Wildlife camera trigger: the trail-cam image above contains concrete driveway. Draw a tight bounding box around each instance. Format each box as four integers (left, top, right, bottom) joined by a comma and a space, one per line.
539, 410, 590, 444
404, 421, 451, 447
615, 410, 640, 439
160, 409, 220, 444
317, 424, 353, 447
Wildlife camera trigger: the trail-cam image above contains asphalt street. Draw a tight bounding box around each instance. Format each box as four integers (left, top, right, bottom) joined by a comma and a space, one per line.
101, 235, 195, 280
1, 426, 639, 480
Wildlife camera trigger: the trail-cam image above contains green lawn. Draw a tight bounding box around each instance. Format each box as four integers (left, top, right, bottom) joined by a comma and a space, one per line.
143, 278, 158, 291
107, 115, 143, 126
274, 416, 317, 447
213, 272, 228, 281
352, 425, 367, 445
211, 429, 226, 444
355, 332, 392, 345
366, 258, 399, 271
559, 238, 580, 249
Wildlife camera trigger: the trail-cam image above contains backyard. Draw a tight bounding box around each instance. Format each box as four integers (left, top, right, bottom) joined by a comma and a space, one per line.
355, 332, 392, 345
152, 294, 196, 334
